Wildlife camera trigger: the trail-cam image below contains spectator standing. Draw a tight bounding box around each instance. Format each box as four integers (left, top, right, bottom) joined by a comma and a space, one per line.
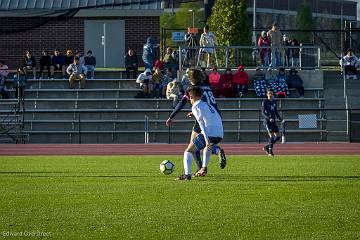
286, 68, 304, 97
166, 78, 183, 108
39, 50, 51, 79
23, 50, 36, 80
267, 23, 283, 67
50, 49, 66, 79
184, 27, 198, 66
258, 31, 271, 67
142, 37, 158, 71
124, 48, 138, 79
13, 68, 27, 99
84, 50, 96, 79
339, 48, 359, 80
136, 68, 153, 98
283, 35, 292, 67
199, 25, 216, 68
0, 61, 10, 99
233, 64, 249, 97
67, 57, 87, 89
291, 38, 300, 67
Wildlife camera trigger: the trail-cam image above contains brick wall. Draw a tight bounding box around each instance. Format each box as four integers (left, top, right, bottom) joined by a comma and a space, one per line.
0, 16, 160, 69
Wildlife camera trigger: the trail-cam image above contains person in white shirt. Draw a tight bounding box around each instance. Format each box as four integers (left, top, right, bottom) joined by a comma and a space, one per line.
199, 25, 216, 68
66, 57, 87, 89
339, 48, 359, 80
176, 86, 224, 180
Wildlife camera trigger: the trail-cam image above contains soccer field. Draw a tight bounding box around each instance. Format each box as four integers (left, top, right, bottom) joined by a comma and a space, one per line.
1, 155, 360, 239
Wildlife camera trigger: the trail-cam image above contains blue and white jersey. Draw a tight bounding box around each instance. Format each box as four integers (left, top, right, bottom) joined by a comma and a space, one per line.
262, 99, 280, 121
192, 100, 223, 140
169, 83, 221, 119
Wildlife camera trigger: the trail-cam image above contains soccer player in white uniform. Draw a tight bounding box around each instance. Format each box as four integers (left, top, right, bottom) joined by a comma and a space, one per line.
176, 87, 224, 180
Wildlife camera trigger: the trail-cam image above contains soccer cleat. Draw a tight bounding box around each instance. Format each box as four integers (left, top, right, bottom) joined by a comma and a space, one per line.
194, 167, 207, 177
218, 147, 227, 169
263, 145, 270, 155
175, 174, 191, 181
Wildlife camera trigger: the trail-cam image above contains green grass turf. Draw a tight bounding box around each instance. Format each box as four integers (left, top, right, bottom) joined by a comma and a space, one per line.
0, 155, 360, 240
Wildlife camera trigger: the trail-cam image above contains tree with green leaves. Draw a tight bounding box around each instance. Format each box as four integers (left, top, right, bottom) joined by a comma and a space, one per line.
296, 2, 315, 43
207, 0, 251, 46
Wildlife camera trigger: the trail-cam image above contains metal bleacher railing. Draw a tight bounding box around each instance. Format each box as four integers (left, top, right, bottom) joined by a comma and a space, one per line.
177, 45, 321, 71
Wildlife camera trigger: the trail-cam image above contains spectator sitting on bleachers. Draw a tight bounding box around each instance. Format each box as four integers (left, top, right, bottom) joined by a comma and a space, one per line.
233, 64, 249, 98
74, 50, 85, 66
286, 68, 304, 97
39, 49, 51, 79
166, 78, 183, 108
162, 68, 174, 98
253, 67, 267, 97
23, 50, 36, 80
136, 68, 153, 98
65, 49, 74, 68
265, 67, 276, 83
67, 57, 87, 89
208, 67, 221, 97
181, 68, 191, 92
339, 48, 359, 80
163, 47, 177, 75
124, 48, 138, 79
50, 49, 66, 79
154, 59, 164, 71
272, 67, 290, 98
84, 50, 96, 80
13, 68, 27, 99
0, 60, 10, 99
219, 68, 234, 98
152, 67, 163, 98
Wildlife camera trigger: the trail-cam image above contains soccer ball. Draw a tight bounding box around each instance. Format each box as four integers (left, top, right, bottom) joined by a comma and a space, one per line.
159, 160, 175, 175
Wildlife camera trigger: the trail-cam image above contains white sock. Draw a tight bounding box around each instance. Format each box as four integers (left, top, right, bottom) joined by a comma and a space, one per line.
183, 151, 193, 175
202, 148, 211, 168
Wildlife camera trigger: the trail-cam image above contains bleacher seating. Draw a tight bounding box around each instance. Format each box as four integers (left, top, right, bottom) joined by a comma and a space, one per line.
0, 69, 330, 143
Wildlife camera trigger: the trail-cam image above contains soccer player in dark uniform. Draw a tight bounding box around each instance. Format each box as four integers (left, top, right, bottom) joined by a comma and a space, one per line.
262, 89, 282, 156
166, 68, 226, 175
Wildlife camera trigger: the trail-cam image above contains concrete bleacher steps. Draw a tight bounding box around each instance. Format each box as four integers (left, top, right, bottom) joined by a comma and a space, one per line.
4, 69, 351, 144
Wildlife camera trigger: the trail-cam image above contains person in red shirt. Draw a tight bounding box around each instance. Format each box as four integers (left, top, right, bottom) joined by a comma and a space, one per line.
219, 68, 234, 98
258, 31, 271, 67
208, 67, 221, 97
233, 64, 249, 97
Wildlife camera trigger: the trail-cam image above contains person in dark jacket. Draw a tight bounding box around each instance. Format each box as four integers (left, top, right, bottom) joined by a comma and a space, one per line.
84, 50, 96, 79
142, 37, 158, 71
262, 89, 282, 156
50, 49, 66, 79
286, 68, 304, 97
39, 49, 51, 79
125, 48, 138, 79
23, 50, 36, 79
